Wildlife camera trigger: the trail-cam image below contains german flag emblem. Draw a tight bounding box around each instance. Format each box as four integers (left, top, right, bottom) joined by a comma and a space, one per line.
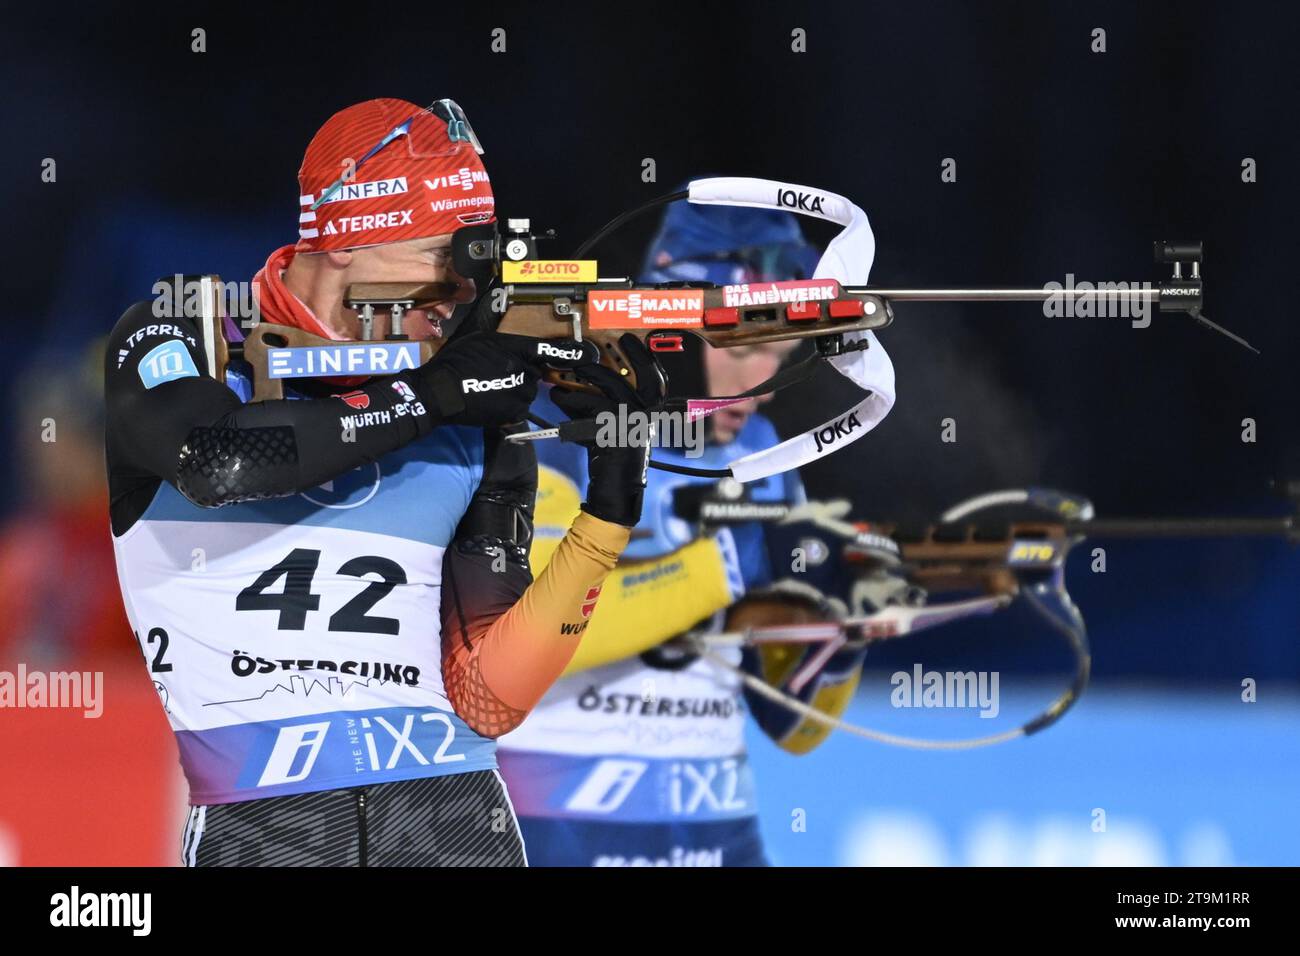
581, 586, 601, 618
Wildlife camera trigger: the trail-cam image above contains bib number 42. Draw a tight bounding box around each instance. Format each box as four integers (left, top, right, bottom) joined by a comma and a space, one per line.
236, 548, 408, 634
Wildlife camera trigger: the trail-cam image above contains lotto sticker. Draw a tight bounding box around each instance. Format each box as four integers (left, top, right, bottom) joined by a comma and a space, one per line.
586, 290, 704, 329
503, 260, 598, 283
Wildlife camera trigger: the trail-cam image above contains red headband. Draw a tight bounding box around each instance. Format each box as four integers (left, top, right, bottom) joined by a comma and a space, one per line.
295, 98, 494, 253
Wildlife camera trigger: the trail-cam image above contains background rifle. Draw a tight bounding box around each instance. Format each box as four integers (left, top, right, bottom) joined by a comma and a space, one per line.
678, 482, 1297, 747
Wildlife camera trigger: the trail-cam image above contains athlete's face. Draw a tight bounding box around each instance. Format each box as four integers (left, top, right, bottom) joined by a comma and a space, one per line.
702, 341, 797, 443
333, 234, 476, 340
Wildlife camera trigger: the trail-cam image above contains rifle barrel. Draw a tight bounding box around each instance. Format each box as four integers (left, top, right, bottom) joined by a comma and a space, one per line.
1065, 517, 1295, 539
843, 287, 1162, 303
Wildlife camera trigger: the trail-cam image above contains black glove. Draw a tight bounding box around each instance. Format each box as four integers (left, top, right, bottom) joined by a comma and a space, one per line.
415, 332, 589, 429
764, 500, 918, 615
551, 334, 665, 527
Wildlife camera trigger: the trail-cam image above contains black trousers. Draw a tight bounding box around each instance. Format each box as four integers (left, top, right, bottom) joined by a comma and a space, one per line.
182, 771, 527, 867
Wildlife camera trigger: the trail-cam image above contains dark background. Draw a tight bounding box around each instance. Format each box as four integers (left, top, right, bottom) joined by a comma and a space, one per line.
1, 0, 1296, 681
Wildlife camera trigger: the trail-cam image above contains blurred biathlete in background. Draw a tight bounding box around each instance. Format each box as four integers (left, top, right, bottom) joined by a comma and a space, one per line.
497, 198, 871, 866
104, 97, 653, 866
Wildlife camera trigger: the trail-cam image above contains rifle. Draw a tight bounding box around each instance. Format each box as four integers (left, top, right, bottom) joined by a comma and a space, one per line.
194, 178, 1251, 484
675, 482, 1298, 749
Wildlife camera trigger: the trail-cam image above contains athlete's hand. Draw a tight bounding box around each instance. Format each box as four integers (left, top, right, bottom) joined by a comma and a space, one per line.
730, 580, 865, 750
766, 500, 921, 616
417, 332, 589, 429
551, 334, 665, 527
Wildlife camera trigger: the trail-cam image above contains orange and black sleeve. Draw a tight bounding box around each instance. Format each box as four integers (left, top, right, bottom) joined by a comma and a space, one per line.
439, 427, 629, 737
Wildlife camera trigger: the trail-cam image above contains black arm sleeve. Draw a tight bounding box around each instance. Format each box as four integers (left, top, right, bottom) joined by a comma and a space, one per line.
442, 424, 537, 628
105, 301, 444, 533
